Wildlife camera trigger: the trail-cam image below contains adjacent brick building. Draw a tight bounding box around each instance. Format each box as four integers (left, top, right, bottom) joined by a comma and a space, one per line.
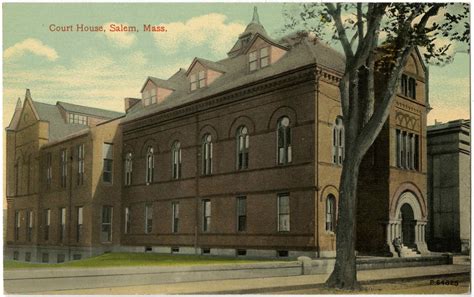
5, 9, 431, 262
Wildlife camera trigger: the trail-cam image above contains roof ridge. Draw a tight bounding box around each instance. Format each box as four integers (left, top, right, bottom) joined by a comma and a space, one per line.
57, 101, 124, 114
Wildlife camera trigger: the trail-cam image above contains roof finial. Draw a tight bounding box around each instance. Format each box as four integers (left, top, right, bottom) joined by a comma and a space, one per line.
15, 97, 22, 110
25, 88, 32, 100
251, 6, 260, 24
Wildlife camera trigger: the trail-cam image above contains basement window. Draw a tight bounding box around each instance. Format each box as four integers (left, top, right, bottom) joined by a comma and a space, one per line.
171, 247, 180, 254
237, 249, 247, 256
277, 250, 289, 257
145, 246, 152, 252
201, 248, 210, 255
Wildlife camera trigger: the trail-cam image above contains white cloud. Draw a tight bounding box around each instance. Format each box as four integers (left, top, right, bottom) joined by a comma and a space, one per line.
4, 38, 58, 61
152, 13, 245, 56
3, 51, 186, 122
103, 22, 137, 48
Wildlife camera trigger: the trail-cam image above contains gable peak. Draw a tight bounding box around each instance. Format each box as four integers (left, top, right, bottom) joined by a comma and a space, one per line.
25, 88, 32, 101
15, 97, 22, 110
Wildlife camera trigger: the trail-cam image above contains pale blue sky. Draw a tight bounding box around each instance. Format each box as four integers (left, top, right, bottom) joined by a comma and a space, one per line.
3, 3, 470, 127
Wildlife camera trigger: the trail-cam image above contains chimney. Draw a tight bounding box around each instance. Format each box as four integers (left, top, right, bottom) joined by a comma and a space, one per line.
124, 97, 141, 112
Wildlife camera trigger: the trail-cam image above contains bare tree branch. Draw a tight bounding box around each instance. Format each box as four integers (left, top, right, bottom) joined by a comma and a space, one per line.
326, 3, 354, 60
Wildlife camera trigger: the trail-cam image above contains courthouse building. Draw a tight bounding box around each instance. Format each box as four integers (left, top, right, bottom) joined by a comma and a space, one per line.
5, 9, 430, 262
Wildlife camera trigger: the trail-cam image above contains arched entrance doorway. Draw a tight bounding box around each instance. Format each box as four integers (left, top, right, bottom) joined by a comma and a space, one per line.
400, 203, 415, 246
386, 190, 429, 256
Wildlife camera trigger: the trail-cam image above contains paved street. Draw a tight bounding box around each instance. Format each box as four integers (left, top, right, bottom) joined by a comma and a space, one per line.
28, 263, 469, 295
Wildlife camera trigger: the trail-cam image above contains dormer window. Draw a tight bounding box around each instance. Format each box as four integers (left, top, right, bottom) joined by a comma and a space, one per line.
249, 51, 258, 71
68, 113, 87, 125
400, 74, 416, 99
143, 88, 157, 106
249, 46, 270, 71
260, 47, 269, 67
191, 71, 206, 91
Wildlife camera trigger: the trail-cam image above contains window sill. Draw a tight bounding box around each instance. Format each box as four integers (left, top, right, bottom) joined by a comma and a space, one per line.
395, 167, 420, 172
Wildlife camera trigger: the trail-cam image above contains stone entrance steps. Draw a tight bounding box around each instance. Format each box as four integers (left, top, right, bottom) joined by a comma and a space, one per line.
401, 245, 420, 257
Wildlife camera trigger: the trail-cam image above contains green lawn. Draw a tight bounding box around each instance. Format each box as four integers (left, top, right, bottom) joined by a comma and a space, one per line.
4, 252, 275, 270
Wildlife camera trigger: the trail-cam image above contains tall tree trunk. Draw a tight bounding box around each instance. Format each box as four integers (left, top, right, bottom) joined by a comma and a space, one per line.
325, 146, 363, 290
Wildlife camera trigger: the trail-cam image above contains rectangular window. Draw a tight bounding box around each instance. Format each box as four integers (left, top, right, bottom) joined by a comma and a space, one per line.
278, 194, 290, 232
406, 133, 413, 169
14, 210, 20, 241
124, 153, 133, 186
77, 207, 83, 242
25, 252, 31, 262
46, 153, 52, 188
325, 197, 336, 232
150, 88, 157, 104
42, 253, 49, 263
400, 74, 408, 96
44, 209, 50, 241
237, 197, 247, 232
73, 254, 82, 260
408, 77, 416, 99
77, 144, 84, 185
249, 50, 258, 71
414, 135, 419, 170
202, 199, 211, 232
190, 74, 198, 91
124, 207, 131, 234
57, 254, 65, 263
26, 210, 33, 242
103, 143, 113, 183
172, 146, 182, 179
396, 129, 420, 171
260, 47, 269, 68
60, 149, 67, 188
198, 70, 206, 88
59, 208, 66, 242
145, 203, 153, 234
400, 74, 416, 99
69, 113, 87, 124
172, 202, 179, 233
13, 251, 19, 260
142, 90, 150, 106
101, 206, 113, 242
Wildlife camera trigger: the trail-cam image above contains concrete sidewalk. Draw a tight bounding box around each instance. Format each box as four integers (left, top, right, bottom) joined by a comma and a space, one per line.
37, 263, 470, 295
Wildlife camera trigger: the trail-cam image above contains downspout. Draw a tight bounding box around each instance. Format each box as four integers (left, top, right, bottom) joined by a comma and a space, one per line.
68, 147, 73, 261
194, 114, 200, 253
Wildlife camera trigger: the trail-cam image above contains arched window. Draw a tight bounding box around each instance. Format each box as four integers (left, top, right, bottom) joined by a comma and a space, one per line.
277, 117, 292, 165
202, 134, 212, 175
145, 147, 154, 184
124, 152, 133, 186
326, 194, 336, 232
236, 126, 249, 170
332, 117, 345, 165
172, 141, 182, 179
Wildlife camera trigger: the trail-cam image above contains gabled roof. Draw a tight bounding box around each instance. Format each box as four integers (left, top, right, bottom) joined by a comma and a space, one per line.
185, 57, 227, 76
33, 101, 88, 141
139, 76, 178, 93
123, 9, 346, 124
241, 33, 290, 54
57, 101, 124, 119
